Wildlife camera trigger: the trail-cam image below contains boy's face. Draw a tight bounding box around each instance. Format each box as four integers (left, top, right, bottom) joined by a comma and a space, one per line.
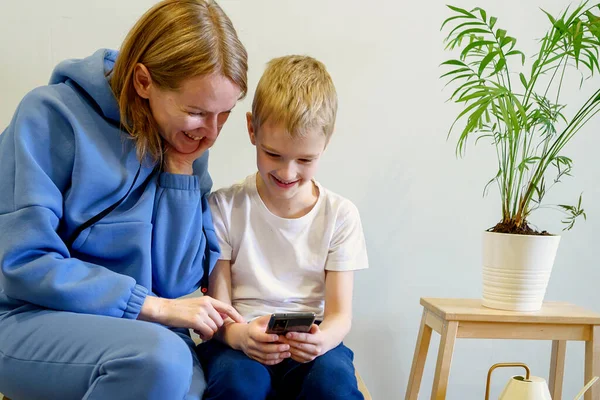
247, 113, 327, 206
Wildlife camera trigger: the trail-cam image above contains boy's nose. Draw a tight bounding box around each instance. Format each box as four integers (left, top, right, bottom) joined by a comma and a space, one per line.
278, 163, 298, 181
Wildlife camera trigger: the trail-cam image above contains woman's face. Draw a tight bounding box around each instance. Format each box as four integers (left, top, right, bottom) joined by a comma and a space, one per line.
135, 66, 241, 154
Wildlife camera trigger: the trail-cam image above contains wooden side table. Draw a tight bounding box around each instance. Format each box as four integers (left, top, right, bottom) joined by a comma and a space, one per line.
405, 298, 600, 400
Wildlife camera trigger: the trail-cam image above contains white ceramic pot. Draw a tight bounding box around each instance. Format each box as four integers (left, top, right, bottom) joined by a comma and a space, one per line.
482, 231, 561, 311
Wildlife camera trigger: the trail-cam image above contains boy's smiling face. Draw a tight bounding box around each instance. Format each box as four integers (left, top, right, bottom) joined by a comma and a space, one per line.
247, 113, 327, 215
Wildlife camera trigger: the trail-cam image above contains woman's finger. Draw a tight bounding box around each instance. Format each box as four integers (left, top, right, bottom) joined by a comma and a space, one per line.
210, 298, 244, 323
205, 305, 224, 328
194, 322, 215, 340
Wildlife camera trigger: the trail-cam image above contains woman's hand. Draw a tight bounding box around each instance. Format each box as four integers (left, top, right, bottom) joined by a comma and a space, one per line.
163, 139, 214, 175
232, 315, 291, 365
278, 324, 329, 363
139, 295, 243, 340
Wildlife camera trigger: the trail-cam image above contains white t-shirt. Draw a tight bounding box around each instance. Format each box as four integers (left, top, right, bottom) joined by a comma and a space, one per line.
208, 174, 369, 320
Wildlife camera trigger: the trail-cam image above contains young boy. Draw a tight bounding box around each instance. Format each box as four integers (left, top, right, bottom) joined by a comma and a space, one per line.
197, 55, 368, 399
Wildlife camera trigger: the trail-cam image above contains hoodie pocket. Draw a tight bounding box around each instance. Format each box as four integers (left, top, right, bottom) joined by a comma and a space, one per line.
70, 221, 153, 279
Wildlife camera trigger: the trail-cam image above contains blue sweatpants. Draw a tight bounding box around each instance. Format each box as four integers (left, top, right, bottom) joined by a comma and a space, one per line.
196, 339, 364, 400
0, 306, 206, 400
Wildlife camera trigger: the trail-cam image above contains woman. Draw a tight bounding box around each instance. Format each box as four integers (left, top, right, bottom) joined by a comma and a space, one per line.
0, 1, 247, 399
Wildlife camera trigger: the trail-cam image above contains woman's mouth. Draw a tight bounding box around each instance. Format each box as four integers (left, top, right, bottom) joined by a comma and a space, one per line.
183, 131, 204, 141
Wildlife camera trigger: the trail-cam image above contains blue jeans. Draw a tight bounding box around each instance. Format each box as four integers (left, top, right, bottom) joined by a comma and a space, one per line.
196, 339, 363, 400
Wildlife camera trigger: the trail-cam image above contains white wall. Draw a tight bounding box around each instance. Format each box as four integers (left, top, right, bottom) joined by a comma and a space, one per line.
2, 0, 600, 398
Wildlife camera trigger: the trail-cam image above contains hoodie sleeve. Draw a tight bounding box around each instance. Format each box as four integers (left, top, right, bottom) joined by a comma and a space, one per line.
0, 88, 148, 319
150, 152, 221, 299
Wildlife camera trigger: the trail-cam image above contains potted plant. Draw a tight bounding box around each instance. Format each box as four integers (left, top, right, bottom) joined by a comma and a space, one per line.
441, 2, 600, 311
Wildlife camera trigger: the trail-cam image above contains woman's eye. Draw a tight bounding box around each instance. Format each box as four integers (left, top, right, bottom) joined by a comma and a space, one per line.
299, 159, 313, 164
266, 152, 280, 158
188, 112, 205, 117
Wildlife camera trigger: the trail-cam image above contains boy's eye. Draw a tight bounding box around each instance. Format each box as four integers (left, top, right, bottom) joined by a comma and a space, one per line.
266, 152, 280, 158
299, 159, 313, 164
188, 111, 206, 117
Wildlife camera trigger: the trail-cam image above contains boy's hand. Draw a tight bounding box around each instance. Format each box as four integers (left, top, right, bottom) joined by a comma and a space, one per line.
279, 324, 328, 363
239, 315, 291, 365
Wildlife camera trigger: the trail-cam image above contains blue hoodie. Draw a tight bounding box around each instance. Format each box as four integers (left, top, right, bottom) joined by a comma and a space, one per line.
0, 49, 220, 319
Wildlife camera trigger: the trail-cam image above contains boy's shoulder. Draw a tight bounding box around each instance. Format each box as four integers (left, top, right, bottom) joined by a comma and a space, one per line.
209, 174, 256, 213
316, 182, 362, 220
210, 174, 254, 200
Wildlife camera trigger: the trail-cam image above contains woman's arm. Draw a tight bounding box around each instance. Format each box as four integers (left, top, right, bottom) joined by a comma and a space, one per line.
0, 88, 148, 319
150, 152, 221, 299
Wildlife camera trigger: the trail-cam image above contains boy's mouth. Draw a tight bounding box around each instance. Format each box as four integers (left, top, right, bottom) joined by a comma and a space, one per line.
271, 174, 299, 188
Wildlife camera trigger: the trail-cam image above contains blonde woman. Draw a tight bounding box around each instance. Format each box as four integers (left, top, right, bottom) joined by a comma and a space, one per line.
0, 1, 246, 399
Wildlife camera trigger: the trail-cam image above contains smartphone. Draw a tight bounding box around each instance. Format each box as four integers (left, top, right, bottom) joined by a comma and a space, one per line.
265, 312, 316, 334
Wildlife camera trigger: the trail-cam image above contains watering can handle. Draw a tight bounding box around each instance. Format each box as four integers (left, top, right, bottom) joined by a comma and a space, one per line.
573, 376, 599, 400
485, 363, 531, 400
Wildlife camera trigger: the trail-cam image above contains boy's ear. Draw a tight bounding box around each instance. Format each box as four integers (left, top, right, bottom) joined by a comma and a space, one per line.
133, 63, 153, 99
246, 112, 257, 145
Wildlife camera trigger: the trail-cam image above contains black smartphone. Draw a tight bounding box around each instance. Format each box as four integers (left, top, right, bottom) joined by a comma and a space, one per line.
265, 312, 316, 334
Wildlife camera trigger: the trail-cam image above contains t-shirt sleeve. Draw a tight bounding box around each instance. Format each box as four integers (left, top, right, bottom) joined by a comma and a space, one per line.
208, 192, 233, 260
324, 201, 369, 272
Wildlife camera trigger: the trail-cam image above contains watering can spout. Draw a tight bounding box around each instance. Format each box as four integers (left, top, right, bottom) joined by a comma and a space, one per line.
485, 363, 599, 400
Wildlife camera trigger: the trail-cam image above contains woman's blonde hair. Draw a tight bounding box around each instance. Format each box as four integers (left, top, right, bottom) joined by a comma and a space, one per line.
110, 0, 248, 163
251, 55, 337, 139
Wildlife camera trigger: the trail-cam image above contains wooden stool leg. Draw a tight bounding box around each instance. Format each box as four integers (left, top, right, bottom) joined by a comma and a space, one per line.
430, 321, 458, 400
549, 340, 567, 400
405, 309, 433, 400
585, 325, 600, 400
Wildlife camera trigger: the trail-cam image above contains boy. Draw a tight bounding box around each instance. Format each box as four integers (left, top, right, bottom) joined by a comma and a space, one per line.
197, 55, 368, 400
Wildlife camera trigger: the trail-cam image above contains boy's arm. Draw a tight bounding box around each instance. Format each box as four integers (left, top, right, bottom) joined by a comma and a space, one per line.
318, 270, 354, 350
209, 259, 289, 364
208, 259, 233, 304
207, 259, 245, 347
282, 270, 354, 362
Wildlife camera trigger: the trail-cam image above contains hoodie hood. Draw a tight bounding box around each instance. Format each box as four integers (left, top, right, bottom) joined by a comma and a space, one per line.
49, 49, 120, 122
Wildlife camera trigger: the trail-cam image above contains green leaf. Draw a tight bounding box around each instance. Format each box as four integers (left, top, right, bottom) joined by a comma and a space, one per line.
489, 16, 498, 29
541, 8, 556, 24
446, 20, 488, 39
496, 28, 507, 39
441, 59, 468, 67
478, 51, 499, 76
491, 57, 506, 75
472, 7, 487, 22
460, 40, 496, 59
441, 14, 473, 31
440, 67, 471, 79
519, 73, 528, 89
573, 19, 584, 66
456, 28, 492, 40
506, 50, 526, 64
450, 80, 482, 99
447, 5, 476, 18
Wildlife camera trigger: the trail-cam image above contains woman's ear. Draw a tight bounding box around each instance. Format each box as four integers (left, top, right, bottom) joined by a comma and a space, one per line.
133, 63, 153, 99
246, 112, 256, 145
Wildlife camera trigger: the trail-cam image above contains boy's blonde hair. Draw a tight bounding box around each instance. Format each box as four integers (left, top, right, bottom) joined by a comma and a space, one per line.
251, 55, 337, 138
110, 0, 248, 163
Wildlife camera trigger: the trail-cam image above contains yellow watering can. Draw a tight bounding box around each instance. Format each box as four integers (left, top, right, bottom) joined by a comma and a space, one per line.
485, 363, 599, 400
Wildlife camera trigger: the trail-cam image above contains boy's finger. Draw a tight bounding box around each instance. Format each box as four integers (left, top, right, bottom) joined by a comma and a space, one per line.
253, 332, 280, 343
285, 331, 318, 343
256, 342, 289, 354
